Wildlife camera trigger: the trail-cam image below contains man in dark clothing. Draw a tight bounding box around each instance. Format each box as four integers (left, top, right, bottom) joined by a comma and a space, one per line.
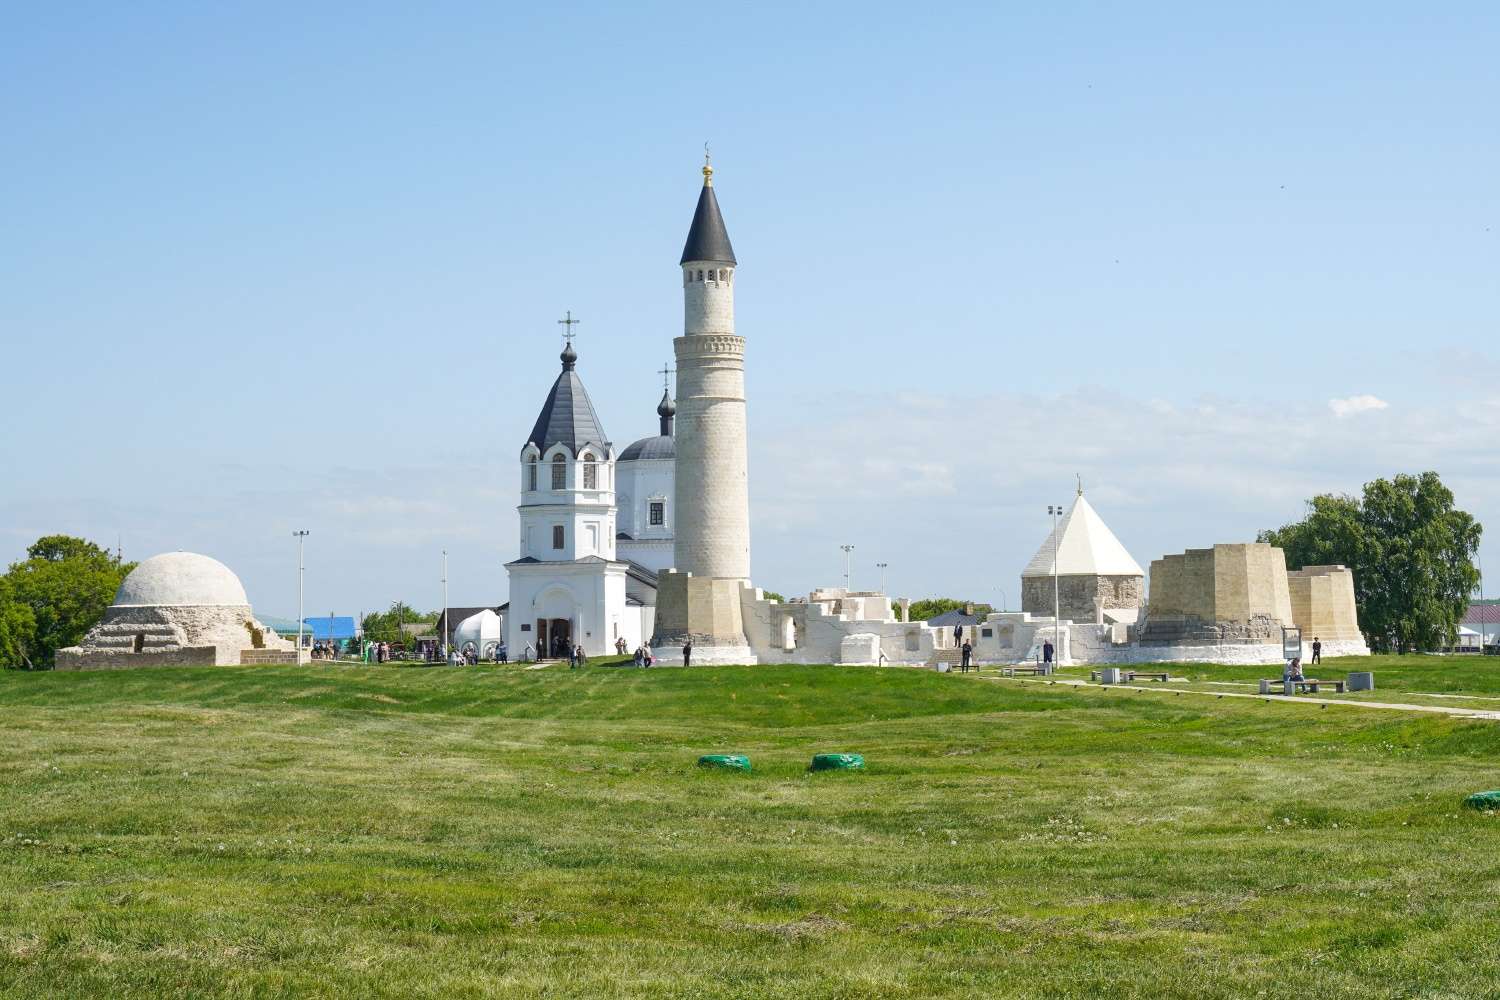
1311, 637, 1322, 664
954, 624, 964, 645
682, 640, 693, 668
1042, 639, 1054, 667
960, 640, 973, 673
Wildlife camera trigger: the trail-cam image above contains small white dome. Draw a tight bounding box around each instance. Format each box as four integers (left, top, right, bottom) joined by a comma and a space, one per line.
453, 609, 503, 651
114, 552, 250, 607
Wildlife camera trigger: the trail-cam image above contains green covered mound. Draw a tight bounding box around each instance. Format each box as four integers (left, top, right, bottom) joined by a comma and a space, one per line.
697, 753, 751, 772
810, 752, 865, 771
1463, 790, 1500, 810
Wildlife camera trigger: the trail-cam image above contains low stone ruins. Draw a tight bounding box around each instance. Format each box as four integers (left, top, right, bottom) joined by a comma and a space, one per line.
56, 551, 298, 670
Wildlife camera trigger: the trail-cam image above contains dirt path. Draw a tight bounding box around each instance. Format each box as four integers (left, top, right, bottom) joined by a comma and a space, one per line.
984, 675, 1500, 721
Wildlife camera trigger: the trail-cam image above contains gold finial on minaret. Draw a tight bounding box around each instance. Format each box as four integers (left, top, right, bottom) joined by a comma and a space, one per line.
702, 142, 713, 186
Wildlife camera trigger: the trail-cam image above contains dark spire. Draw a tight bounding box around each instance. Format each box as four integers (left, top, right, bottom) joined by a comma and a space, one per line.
679, 159, 736, 265
524, 346, 609, 457
657, 388, 676, 436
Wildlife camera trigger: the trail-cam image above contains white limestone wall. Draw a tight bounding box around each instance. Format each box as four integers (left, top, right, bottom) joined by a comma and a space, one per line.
615, 455, 674, 574
518, 445, 617, 562
739, 588, 940, 665
505, 562, 630, 658
673, 331, 750, 581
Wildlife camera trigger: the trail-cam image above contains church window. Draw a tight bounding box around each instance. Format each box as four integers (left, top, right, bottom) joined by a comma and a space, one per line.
697, 269, 704, 282
527, 462, 538, 491
552, 525, 565, 549
649, 501, 665, 526
551, 455, 566, 490
583, 454, 597, 489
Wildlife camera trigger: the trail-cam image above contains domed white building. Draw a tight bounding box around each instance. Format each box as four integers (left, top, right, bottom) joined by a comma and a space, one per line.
452, 608, 503, 658
615, 389, 677, 574
56, 552, 296, 669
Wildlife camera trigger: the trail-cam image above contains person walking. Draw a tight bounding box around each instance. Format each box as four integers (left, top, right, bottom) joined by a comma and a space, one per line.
633, 644, 644, 667
574, 644, 586, 669
643, 643, 654, 667
682, 639, 693, 668
1042, 638, 1054, 669
523, 642, 533, 663
960, 640, 973, 673
1311, 637, 1322, 665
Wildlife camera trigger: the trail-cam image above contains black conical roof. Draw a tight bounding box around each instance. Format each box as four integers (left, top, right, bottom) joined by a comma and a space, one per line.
679, 181, 736, 265
524, 350, 610, 457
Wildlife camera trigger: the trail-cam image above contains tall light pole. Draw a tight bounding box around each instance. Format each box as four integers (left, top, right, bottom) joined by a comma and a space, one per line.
1046, 503, 1063, 628
441, 549, 449, 656
840, 545, 854, 592
876, 562, 888, 594
292, 530, 309, 659
997, 587, 1007, 613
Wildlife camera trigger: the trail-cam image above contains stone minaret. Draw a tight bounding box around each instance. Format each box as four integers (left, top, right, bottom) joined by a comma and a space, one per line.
652, 157, 756, 662
675, 157, 749, 581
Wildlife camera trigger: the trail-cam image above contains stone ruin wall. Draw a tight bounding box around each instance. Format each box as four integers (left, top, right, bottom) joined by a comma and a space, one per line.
56, 604, 292, 670
1287, 565, 1365, 642
1145, 543, 1294, 645
1022, 574, 1144, 624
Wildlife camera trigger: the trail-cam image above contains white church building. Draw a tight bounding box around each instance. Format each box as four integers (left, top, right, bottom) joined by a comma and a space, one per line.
503, 341, 673, 660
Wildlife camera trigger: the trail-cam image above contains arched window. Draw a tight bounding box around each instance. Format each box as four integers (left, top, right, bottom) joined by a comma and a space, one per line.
582, 453, 597, 490
551, 454, 566, 490
527, 461, 538, 492
697, 269, 704, 282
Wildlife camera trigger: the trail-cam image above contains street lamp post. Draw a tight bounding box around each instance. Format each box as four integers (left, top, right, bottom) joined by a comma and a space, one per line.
1046, 504, 1063, 657
997, 588, 1007, 613
292, 530, 309, 660
876, 562, 888, 594
840, 545, 854, 592
441, 549, 449, 657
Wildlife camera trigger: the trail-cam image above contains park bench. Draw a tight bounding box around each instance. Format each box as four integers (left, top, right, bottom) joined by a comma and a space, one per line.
1089, 670, 1171, 683
1003, 665, 1050, 677
1258, 678, 1347, 694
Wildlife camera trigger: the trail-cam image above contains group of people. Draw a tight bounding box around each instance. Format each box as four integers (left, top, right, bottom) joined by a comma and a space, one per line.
310, 640, 340, 660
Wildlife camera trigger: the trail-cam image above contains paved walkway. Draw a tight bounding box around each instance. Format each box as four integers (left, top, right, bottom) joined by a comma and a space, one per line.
985, 675, 1500, 721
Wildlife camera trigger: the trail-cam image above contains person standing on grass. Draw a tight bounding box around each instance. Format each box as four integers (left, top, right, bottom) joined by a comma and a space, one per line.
1312, 637, 1322, 665
633, 644, 644, 667
960, 640, 973, 672
682, 639, 693, 668
1042, 638, 1054, 668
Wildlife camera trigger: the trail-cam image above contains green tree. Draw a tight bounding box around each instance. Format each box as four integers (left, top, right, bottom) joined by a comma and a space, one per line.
0, 582, 38, 669
360, 603, 437, 644
761, 590, 787, 603
1260, 471, 1481, 653
0, 535, 135, 668
906, 598, 994, 623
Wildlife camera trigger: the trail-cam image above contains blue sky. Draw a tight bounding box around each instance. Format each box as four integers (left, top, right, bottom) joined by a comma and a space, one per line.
3, 3, 1497, 617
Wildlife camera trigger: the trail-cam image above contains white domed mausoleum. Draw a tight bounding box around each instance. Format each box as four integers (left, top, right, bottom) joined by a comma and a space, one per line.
56, 552, 297, 669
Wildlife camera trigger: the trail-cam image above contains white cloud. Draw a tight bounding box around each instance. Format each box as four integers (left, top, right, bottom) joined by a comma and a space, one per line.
1328, 394, 1390, 418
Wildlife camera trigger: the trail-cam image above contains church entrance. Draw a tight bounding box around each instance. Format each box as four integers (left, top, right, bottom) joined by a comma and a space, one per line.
535, 618, 573, 659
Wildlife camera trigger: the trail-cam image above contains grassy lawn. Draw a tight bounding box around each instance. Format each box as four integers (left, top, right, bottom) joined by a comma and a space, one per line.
1049, 653, 1500, 710
4, 662, 1500, 998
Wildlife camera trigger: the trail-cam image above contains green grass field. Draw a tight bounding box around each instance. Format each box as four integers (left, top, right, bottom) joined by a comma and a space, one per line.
4, 657, 1500, 998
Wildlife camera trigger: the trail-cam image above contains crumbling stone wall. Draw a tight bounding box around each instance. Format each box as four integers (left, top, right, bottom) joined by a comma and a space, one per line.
1022, 574, 1143, 623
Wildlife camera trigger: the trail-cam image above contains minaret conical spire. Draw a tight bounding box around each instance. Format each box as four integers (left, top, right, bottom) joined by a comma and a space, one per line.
680, 154, 736, 265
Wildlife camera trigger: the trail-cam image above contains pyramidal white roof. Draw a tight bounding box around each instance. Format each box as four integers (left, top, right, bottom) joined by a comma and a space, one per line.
1021, 493, 1145, 579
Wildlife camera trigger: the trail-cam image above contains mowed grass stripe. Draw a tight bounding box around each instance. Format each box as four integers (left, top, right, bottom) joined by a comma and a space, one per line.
3, 662, 1500, 998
